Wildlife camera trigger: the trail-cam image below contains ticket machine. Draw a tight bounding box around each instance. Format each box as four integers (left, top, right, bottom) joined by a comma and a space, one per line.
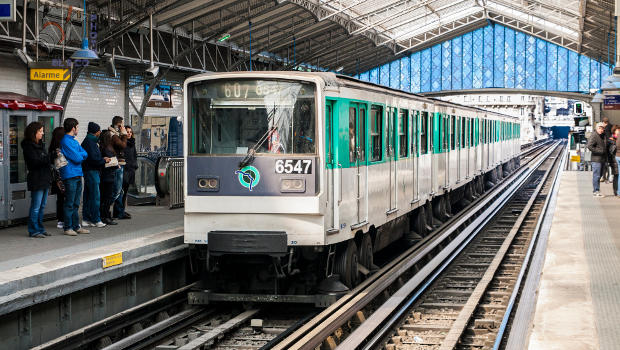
0, 92, 62, 226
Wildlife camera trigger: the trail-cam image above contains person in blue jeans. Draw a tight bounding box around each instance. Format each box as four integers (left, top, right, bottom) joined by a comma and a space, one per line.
107, 116, 129, 219
587, 122, 607, 197
59, 118, 90, 236
81, 122, 108, 228
21, 122, 52, 238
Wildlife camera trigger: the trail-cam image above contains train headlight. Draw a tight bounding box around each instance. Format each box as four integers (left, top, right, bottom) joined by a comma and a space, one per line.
197, 176, 219, 191
280, 178, 305, 193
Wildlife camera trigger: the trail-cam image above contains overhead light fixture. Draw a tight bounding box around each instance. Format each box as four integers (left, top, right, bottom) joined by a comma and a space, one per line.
146, 64, 159, 77
71, 0, 99, 60
218, 33, 231, 42
13, 48, 33, 65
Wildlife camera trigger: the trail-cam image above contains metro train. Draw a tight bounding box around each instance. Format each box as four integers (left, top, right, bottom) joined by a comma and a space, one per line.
183, 71, 521, 301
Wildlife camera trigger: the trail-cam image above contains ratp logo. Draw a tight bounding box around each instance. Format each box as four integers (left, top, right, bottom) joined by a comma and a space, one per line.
235, 166, 260, 191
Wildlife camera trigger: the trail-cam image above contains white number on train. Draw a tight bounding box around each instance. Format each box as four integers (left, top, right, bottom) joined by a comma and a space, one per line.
275, 159, 312, 174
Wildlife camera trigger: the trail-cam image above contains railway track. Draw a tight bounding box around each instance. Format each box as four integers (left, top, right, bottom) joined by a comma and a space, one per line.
271, 141, 562, 350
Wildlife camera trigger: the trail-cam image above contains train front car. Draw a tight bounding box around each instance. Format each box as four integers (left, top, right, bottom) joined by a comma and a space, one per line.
184, 72, 330, 303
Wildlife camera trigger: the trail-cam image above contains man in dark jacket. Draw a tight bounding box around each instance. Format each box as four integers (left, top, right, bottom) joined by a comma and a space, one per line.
108, 116, 128, 219
602, 117, 613, 182
81, 122, 108, 228
114, 126, 138, 219
587, 122, 607, 197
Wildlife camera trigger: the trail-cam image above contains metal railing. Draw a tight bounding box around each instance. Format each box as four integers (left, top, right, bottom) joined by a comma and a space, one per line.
166, 157, 185, 209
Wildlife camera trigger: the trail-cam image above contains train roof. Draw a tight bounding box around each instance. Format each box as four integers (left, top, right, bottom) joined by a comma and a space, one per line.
0, 92, 63, 111
186, 71, 518, 120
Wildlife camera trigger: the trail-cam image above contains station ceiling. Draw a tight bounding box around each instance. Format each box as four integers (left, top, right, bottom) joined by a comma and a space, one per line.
91, 0, 615, 75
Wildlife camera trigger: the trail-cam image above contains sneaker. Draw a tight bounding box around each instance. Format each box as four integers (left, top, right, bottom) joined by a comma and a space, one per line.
57, 221, 64, 229
64, 229, 78, 236
76, 228, 90, 234
593, 192, 604, 197
103, 218, 118, 225
31, 233, 46, 238
42, 231, 51, 236
82, 221, 93, 227
94, 221, 107, 228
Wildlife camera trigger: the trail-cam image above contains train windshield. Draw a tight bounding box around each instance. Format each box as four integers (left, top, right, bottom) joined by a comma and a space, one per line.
189, 79, 316, 155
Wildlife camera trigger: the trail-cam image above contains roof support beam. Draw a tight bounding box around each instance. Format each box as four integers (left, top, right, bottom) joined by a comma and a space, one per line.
577, 0, 587, 53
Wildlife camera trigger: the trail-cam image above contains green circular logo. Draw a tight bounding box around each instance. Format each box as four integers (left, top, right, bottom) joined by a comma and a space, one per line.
235, 166, 260, 191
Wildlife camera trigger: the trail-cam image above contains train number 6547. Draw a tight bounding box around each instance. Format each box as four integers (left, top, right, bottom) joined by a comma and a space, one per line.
275, 159, 312, 174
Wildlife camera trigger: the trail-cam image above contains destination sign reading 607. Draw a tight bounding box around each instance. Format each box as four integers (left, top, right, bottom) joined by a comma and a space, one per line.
219, 82, 290, 99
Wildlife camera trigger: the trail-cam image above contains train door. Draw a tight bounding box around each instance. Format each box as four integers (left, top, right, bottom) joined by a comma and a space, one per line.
412, 110, 419, 202
387, 107, 397, 212
348, 102, 368, 225
326, 100, 340, 232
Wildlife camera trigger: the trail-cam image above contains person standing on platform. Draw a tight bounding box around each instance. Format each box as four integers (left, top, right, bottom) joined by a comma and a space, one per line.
601, 117, 613, 183
108, 116, 128, 220
587, 122, 607, 197
607, 125, 619, 196
114, 126, 137, 219
81, 122, 108, 228
615, 126, 620, 197
49, 127, 66, 230
21, 122, 52, 238
59, 118, 90, 236
99, 130, 120, 225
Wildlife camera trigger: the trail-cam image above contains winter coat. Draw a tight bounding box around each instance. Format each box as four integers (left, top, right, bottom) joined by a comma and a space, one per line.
81, 133, 105, 172
609, 137, 619, 175
107, 126, 128, 165
123, 137, 138, 186
59, 134, 88, 179
21, 139, 52, 191
587, 131, 607, 163
100, 146, 118, 183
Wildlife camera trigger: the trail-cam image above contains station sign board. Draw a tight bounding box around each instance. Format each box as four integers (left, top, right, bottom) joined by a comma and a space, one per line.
603, 95, 620, 110
29, 68, 71, 81
0, 0, 16, 22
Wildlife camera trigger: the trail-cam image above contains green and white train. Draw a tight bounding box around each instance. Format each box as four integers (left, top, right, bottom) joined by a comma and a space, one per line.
183, 71, 521, 296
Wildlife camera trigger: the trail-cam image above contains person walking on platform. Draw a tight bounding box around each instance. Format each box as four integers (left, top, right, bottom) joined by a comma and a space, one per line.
81, 122, 108, 228
99, 130, 120, 225
108, 116, 128, 219
49, 127, 66, 230
59, 118, 90, 236
21, 122, 52, 238
114, 126, 137, 220
587, 122, 607, 197
607, 126, 619, 196
615, 126, 620, 197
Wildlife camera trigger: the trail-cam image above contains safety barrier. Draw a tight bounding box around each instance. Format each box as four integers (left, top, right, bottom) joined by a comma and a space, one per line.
156, 157, 184, 209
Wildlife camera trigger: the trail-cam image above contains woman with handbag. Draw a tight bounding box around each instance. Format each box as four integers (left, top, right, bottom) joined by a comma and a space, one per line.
49, 127, 66, 229
21, 122, 52, 238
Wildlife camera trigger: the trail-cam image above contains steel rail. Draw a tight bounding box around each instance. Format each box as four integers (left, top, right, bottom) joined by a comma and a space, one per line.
342, 142, 562, 350
272, 142, 559, 350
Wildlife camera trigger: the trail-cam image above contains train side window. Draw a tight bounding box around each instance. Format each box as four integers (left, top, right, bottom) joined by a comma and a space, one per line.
359, 107, 366, 161
349, 107, 357, 163
470, 118, 474, 147
398, 109, 408, 158
442, 114, 449, 152
420, 111, 428, 154
326, 104, 333, 164
461, 117, 466, 149
450, 115, 456, 150
371, 105, 383, 161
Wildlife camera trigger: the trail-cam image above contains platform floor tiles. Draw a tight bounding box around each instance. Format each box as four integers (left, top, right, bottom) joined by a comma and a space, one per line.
0, 205, 183, 272
528, 171, 620, 350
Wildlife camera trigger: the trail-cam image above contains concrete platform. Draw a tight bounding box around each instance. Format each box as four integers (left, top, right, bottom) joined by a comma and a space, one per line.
0, 205, 185, 317
528, 172, 620, 350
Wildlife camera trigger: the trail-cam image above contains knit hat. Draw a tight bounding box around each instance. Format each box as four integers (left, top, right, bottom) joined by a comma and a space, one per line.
596, 122, 605, 129
88, 122, 101, 134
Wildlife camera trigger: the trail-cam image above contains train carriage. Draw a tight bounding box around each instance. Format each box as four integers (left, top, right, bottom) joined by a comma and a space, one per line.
183, 71, 520, 301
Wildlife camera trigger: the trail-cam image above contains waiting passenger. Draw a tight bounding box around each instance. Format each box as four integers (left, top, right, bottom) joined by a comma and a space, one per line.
49, 127, 66, 229
108, 116, 128, 220
99, 130, 120, 225
114, 126, 137, 220
602, 117, 613, 183
60, 118, 90, 235
587, 122, 607, 197
21, 122, 52, 238
608, 126, 619, 196
81, 122, 108, 228
615, 126, 620, 197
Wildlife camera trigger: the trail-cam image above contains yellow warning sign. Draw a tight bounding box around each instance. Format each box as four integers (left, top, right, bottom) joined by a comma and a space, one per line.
570, 155, 581, 162
102, 252, 123, 268
29, 68, 70, 81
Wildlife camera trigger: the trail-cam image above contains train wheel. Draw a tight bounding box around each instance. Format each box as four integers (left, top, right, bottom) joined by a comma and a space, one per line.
358, 234, 374, 273
335, 240, 360, 288
433, 196, 448, 222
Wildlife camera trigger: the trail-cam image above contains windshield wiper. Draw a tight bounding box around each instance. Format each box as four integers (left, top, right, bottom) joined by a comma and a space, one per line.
238, 106, 277, 169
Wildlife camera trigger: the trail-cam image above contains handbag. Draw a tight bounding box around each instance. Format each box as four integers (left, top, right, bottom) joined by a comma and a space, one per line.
54, 149, 68, 170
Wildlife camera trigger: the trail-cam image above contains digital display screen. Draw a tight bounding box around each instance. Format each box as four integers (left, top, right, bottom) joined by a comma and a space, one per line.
194, 80, 314, 101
